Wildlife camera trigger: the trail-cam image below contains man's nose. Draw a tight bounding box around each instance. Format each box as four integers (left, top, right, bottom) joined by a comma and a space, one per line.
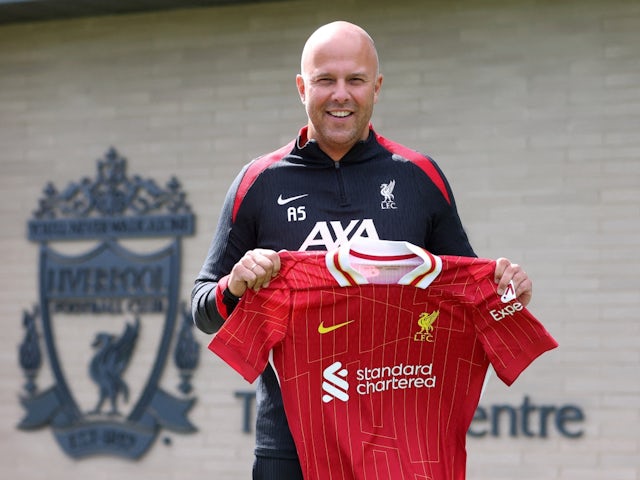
331, 80, 351, 103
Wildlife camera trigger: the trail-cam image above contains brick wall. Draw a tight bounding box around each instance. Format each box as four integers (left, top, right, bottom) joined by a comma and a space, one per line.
1, 1, 638, 478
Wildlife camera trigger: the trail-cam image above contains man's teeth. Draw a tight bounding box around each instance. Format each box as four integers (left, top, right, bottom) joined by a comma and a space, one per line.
330, 111, 351, 117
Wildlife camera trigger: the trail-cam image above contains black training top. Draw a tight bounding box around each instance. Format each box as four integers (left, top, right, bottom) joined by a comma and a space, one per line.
192, 126, 475, 459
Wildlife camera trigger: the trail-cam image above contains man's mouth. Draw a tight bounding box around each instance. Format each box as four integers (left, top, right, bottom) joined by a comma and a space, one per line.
328, 111, 352, 118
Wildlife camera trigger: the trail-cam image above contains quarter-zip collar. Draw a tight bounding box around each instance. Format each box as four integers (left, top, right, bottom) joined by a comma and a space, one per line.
288, 124, 380, 167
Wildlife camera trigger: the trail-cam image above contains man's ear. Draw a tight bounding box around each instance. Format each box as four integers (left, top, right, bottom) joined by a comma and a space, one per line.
296, 74, 306, 103
373, 74, 383, 103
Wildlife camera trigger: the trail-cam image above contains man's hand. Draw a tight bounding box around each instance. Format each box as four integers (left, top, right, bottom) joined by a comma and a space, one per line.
494, 258, 532, 307
227, 248, 281, 298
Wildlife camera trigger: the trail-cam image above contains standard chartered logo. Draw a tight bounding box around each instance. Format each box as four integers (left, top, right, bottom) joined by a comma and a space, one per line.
322, 362, 349, 403
356, 363, 436, 394
322, 361, 436, 403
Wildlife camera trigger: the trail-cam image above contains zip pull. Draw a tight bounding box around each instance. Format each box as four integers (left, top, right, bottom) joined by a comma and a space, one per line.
333, 161, 349, 206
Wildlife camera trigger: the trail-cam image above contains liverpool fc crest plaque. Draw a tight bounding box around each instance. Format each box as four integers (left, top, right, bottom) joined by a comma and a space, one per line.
17, 148, 199, 460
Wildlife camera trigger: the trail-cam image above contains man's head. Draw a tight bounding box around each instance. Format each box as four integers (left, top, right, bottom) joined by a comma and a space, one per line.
296, 21, 383, 161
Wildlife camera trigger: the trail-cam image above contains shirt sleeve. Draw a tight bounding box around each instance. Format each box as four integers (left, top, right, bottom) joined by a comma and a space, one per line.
208, 284, 290, 383
473, 279, 558, 386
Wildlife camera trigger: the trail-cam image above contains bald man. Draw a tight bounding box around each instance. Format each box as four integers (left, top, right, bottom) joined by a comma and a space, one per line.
296, 21, 383, 161
193, 21, 533, 479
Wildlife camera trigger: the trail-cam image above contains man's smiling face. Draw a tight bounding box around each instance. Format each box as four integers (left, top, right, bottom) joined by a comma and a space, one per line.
296, 22, 383, 161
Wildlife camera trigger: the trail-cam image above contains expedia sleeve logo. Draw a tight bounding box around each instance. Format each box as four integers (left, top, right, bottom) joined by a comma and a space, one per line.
17, 148, 199, 460
490, 302, 524, 321
490, 281, 523, 321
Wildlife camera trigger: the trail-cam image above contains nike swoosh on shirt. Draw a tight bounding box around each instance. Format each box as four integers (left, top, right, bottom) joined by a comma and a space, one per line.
317, 320, 354, 334
277, 193, 309, 205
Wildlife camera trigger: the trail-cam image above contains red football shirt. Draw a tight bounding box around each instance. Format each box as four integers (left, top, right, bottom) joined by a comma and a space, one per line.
209, 240, 557, 480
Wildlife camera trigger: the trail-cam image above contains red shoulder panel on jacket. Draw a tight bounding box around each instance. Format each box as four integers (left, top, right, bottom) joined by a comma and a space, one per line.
375, 132, 451, 205
232, 140, 296, 221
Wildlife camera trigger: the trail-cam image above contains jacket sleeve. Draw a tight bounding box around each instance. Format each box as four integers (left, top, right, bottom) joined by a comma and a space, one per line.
191, 164, 256, 334
424, 158, 476, 257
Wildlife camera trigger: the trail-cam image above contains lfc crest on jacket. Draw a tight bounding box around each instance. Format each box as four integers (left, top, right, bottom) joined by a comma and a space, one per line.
17, 148, 199, 460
